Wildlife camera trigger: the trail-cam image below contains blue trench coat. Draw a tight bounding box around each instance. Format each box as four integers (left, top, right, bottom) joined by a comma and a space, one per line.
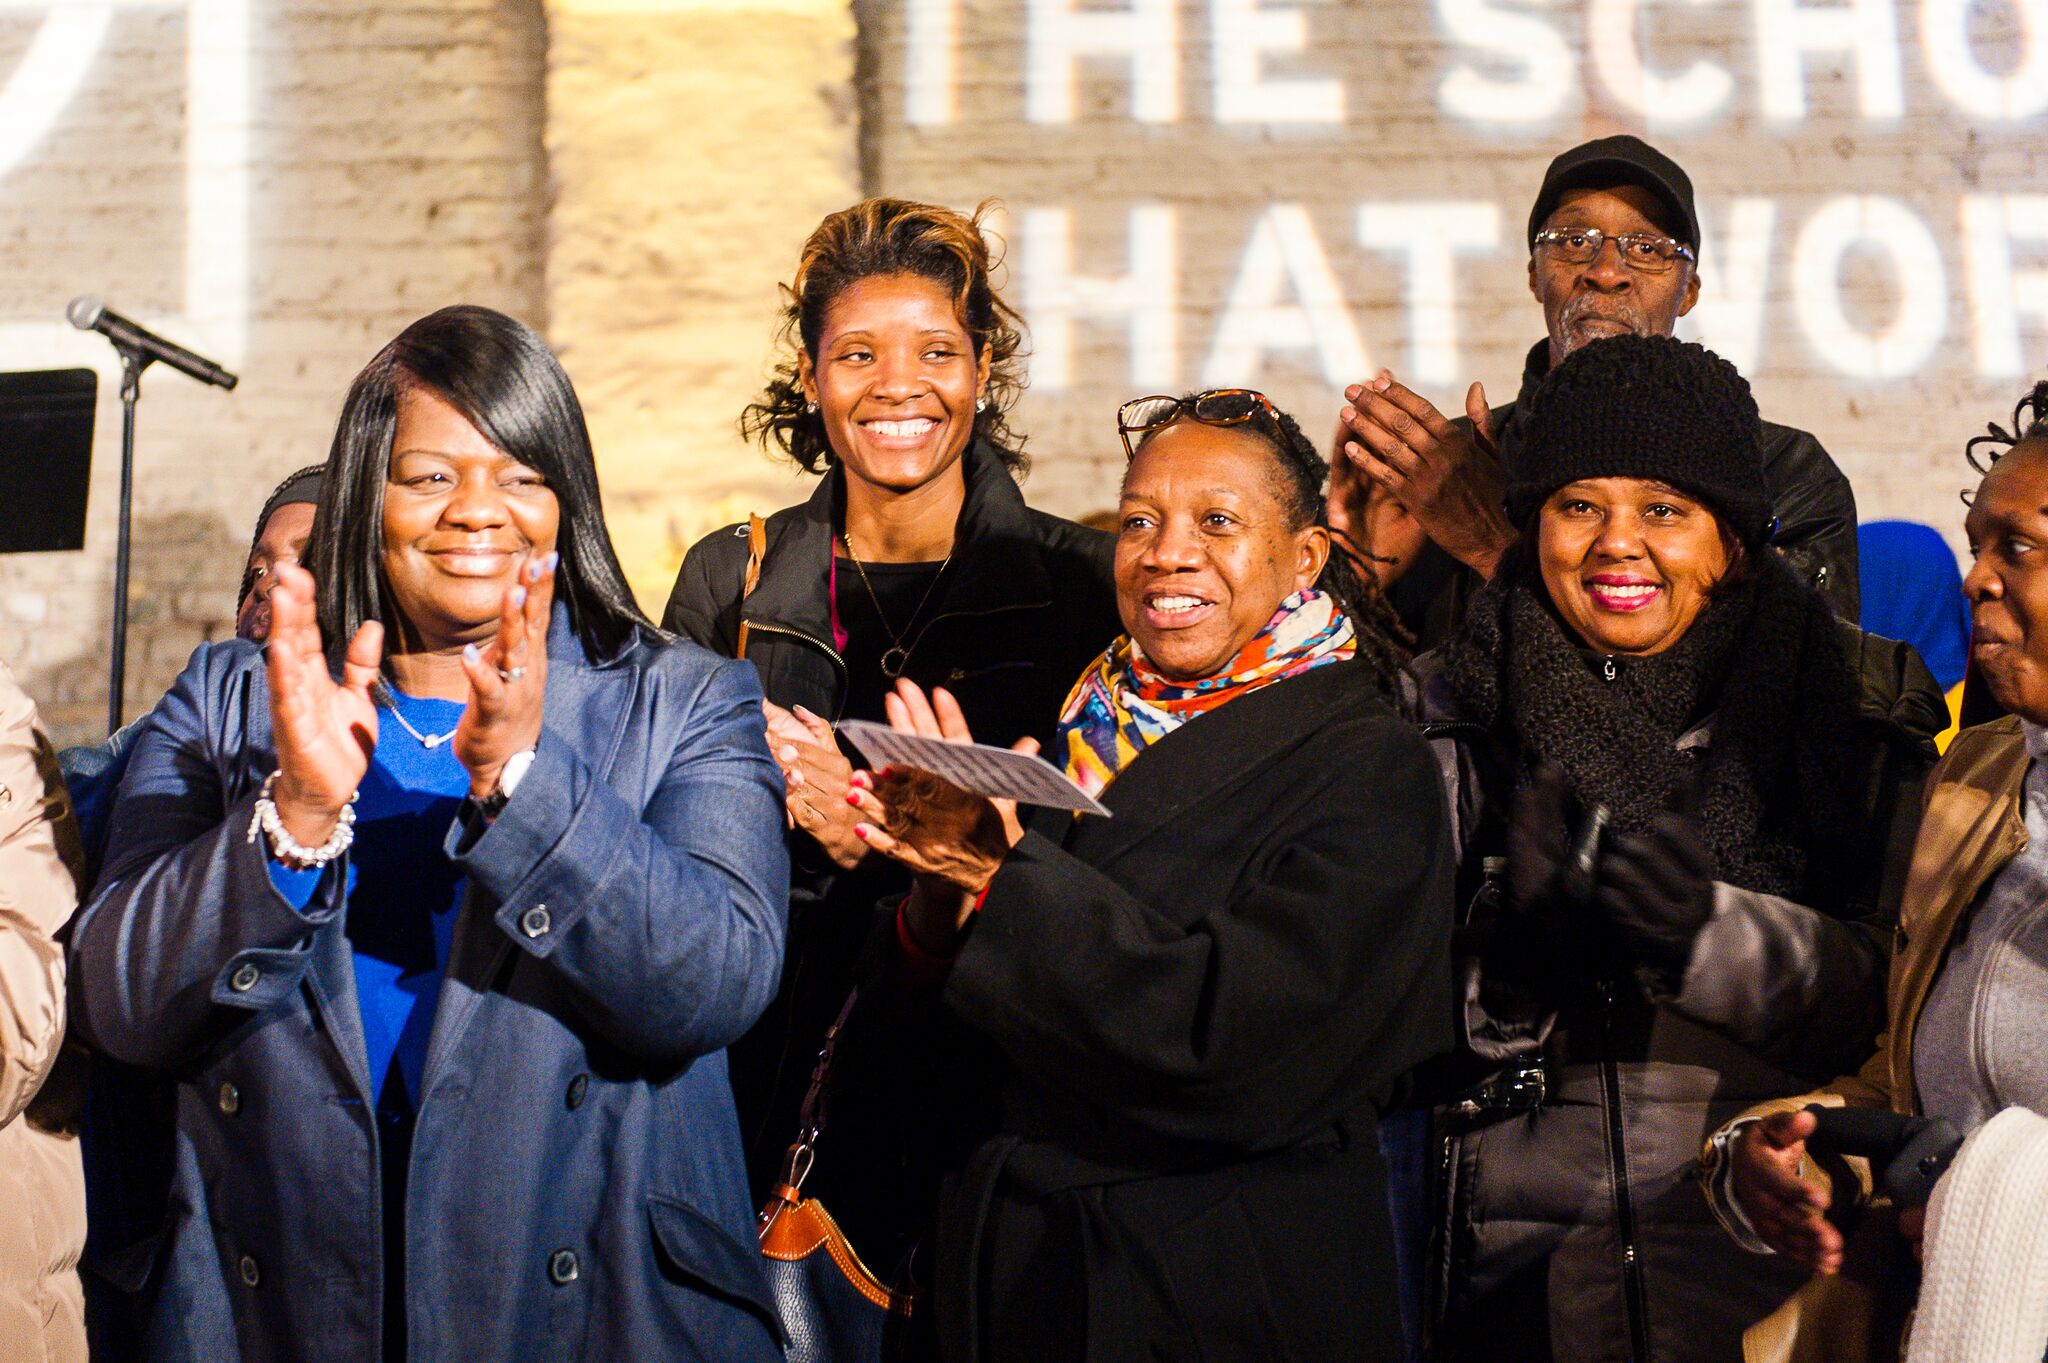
69, 614, 790, 1363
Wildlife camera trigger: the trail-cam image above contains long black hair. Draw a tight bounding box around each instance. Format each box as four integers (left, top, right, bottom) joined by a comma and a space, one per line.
1130, 396, 1411, 702
303, 305, 651, 662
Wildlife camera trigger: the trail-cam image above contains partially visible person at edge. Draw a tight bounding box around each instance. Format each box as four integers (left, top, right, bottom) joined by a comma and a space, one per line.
52, 463, 326, 1361
1859, 519, 1972, 750
0, 660, 88, 1363
846, 389, 1451, 1362
1331, 135, 1860, 650
1706, 382, 2048, 1363
61, 463, 328, 878
661, 197, 1121, 1274
1412, 336, 1941, 1363
67, 305, 789, 1362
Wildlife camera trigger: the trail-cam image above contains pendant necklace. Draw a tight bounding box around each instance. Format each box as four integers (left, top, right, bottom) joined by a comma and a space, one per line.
375, 683, 462, 749
842, 531, 953, 679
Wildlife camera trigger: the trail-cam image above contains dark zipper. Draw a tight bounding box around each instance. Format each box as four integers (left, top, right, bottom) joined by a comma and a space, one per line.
900, 598, 1050, 662
739, 620, 850, 717
744, 590, 1051, 722
1596, 980, 1653, 1363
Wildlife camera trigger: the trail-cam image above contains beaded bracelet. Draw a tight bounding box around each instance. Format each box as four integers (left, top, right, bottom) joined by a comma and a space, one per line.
245, 771, 358, 870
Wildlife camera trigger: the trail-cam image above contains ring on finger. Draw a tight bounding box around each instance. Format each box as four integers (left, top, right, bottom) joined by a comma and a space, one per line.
497, 665, 527, 682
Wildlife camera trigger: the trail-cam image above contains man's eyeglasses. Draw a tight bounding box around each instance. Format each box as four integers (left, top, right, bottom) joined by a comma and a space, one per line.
1116, 389, 1278, 461
1532, 227, 1696, 275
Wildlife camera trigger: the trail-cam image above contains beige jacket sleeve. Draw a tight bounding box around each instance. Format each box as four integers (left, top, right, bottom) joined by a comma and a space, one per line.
0, 661, 82, 1127
1698, 1017, 1896, 1248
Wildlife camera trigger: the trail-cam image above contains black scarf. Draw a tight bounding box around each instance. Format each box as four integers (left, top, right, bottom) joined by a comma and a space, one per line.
1443, 552, 1864, 905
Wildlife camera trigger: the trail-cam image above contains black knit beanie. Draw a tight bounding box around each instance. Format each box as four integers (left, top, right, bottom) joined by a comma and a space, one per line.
1506, 335, 1772, 547
239, 463, 326, 599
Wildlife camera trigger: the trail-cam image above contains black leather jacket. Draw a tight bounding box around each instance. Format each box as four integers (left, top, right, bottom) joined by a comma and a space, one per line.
1390, 340, 1862, 652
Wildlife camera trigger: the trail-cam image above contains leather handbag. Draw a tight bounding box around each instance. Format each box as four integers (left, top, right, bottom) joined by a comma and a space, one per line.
757, 989, 917, 1361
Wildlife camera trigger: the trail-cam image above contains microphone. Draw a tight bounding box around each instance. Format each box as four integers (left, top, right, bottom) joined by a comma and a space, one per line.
66, 296, 238, 390
1804, 1105, 1963, 1209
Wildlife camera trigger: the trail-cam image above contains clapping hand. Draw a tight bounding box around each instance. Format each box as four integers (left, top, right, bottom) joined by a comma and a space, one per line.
1340, 371, 1515, 580
764, 700, 869, 869
266, 562, 381, 846
846, 681, 1029, 953
453, 551, 555, 801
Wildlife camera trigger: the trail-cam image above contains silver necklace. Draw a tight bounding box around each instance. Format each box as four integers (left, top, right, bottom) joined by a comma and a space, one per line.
375, 683, 461, 749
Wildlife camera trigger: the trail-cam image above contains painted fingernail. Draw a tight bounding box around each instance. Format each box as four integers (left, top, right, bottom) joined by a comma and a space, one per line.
510, 586, 527, 607
545, 551, 560, 572
463, 642, 480, 662
846, 791, 861, 805
854, 825, 870, 840
527, 559, 543, 583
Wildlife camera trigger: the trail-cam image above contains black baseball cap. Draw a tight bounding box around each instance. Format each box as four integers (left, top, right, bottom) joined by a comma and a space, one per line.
1526, 135, 1699, 254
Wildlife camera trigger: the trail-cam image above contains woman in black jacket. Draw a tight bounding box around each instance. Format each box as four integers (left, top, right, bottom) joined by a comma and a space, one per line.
848, 390, 1452, 1362
1414, 336, 1944, 1363
661, 198, 1120, 1271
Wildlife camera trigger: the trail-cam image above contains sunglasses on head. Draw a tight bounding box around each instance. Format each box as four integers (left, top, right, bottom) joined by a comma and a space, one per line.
1116, 389, 1278, 461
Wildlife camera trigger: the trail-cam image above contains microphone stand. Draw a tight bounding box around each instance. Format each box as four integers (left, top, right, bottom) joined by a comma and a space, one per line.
108, 344, 151, 735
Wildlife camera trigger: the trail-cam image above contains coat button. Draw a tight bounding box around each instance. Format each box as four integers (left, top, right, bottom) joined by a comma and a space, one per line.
239, 1254, 261, 1288
229, 963, 261, 992
548, 1248, 579, 1285
520, 905, 551, 938
565, 1074, 588, 1110
218, 1082, 241, 1116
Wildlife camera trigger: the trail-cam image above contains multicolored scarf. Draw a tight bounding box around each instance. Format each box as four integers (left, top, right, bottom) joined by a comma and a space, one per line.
1056, 589, 1357, 798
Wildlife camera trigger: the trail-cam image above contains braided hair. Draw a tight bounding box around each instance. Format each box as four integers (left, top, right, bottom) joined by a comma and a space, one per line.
1130, 397, 1412, 704
1965, 380, 2048, 478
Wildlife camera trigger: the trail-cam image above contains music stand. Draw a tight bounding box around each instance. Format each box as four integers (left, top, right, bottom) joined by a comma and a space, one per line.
0, 369, 95, 554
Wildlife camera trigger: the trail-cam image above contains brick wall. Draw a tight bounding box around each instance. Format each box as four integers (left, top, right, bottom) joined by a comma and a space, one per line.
859, 0, 2048, 536
0, 0, 547, 745
542, 0, 857, 614
6, 0, 2042, 744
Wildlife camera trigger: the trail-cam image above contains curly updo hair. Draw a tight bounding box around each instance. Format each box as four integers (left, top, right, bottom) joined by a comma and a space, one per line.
1128, 396, 1412, 704
743, 198, 1029, 475
1965, 380, 2048, 476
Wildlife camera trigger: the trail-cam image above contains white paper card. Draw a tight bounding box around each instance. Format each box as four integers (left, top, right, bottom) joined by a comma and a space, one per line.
837, 720, 1111, 817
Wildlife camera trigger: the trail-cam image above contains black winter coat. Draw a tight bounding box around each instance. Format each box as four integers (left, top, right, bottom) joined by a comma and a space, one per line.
1391, 339, 1861, 651
661, 445, 1121, 1260
1412, 619, 1942, 1363
926, 658, 1455, 1363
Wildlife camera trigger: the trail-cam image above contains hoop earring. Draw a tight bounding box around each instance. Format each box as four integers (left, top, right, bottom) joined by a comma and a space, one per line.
975, 395, 988, 413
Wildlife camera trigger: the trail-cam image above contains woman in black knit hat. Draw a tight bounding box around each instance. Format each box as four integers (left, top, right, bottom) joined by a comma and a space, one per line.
1408, 335, 1946, 1363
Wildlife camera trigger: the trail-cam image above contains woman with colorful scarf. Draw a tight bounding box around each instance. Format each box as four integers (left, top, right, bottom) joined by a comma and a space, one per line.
845, 390, 1453, 1363
1413, 336, 1945, 1363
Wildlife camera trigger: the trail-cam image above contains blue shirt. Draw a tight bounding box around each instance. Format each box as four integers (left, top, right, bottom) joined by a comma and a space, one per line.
268, 689, 470, 1110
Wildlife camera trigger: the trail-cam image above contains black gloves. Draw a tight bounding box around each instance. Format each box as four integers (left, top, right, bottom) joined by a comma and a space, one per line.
1500, 764, 1720, 995
1506, 764, 1571, 912
1592, 811, 1717, 987
1496, 765, 1607, 992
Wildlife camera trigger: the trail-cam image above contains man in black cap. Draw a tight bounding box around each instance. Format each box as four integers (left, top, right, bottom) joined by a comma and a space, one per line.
1332, 134, 1859, 649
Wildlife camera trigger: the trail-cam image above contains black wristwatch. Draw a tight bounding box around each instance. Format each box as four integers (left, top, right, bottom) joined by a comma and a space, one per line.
475, 748, 537, 821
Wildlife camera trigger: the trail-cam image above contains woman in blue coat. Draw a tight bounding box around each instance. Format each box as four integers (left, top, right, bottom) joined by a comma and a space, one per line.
69, 305, 790, 1363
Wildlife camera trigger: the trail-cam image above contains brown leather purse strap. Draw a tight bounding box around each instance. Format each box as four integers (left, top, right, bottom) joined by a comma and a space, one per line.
735, 512, 767, 659
760, 987, 861, 1235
